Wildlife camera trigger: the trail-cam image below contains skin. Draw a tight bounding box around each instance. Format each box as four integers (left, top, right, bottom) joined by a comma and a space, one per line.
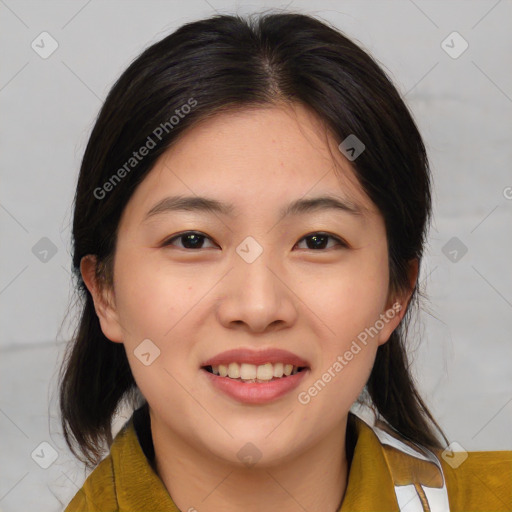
82, 102, 417, 512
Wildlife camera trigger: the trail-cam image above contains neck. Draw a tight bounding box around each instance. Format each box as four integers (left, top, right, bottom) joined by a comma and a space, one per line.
150, 411, 350, 512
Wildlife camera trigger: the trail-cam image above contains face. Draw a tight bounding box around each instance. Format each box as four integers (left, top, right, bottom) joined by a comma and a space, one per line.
84, 103, 408, 468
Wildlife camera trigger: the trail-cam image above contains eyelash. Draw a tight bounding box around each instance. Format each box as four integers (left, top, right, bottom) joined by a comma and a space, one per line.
162, 231, 348, 251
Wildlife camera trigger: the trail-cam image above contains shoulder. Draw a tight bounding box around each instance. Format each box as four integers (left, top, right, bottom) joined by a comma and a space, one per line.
64, 453, 118, 511
64, 413, 177, 512
64, 424, 136, 512
352, 412, 511, 511
439, 449, 512, 511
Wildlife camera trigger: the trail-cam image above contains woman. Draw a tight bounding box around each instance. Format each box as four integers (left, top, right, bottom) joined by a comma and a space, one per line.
60, 12, 511, 512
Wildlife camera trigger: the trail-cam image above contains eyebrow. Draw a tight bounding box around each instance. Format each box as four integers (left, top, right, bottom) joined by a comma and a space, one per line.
143, 194, 365, 223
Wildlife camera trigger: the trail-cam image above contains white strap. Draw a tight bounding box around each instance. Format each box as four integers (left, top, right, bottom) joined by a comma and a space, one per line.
369, 419, 451, 512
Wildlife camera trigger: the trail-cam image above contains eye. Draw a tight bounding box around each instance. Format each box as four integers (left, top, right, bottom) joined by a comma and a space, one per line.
295, 232, 347, 251
162, 231, 218, 250
162, 231, 347, 251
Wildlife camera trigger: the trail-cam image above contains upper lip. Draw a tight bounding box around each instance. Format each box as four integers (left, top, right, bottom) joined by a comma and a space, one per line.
201, 348, 310, 368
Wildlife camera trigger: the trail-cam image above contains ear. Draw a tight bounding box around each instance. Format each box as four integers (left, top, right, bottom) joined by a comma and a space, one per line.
80, 254, 124, 343
376, 258, 419, 346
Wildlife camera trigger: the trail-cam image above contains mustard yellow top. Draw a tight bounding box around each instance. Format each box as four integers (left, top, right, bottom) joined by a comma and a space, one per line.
65, 408, 511, 512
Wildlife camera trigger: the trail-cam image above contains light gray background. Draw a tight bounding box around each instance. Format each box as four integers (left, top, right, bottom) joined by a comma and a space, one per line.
1, 0, 511, 510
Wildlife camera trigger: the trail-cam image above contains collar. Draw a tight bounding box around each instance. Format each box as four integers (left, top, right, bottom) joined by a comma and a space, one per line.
108, 403, 411, 511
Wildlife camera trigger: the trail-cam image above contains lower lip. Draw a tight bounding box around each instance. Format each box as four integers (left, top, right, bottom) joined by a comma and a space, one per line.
201, 368, 309, 404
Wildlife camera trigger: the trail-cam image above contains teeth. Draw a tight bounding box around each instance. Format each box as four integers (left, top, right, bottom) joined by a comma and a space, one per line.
209, 362, 303, 381
273, 363, 284, 378
256, 363, 274, 381
228, 362, 240, 379
240, 363, 257, 380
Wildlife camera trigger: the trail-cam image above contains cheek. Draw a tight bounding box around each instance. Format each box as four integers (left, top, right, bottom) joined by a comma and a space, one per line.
294, 246, 389, 408
111, 252, 194, 401
111, 249, 218, 389
302, 248, 389, 336
113, 249, 197, 342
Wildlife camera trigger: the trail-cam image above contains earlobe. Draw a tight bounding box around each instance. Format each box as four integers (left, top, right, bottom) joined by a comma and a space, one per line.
377, 258, 419, 346
376, 301, 405, 346
80, 255, 124, 343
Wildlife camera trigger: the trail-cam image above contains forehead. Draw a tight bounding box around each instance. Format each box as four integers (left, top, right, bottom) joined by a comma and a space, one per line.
123, 103, 377, 221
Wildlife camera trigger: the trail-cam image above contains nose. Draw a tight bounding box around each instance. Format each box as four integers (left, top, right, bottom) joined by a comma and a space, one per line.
215, 249, 299, 334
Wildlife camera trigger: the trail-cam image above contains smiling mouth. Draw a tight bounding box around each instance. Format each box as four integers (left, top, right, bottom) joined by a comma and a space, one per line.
202, 362, 308, 383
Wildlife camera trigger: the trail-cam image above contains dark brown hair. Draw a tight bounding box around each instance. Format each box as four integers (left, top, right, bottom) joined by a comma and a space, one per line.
59, 11, 447, 468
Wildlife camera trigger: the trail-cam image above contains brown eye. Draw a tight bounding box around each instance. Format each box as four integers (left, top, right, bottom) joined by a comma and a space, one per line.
295, 232, 346, 250
163, 231, 218, 250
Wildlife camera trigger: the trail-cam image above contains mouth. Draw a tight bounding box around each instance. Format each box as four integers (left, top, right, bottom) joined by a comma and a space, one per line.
200, 348, 311, 403
201, 362, 309, 383
201, 361, 310, 404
